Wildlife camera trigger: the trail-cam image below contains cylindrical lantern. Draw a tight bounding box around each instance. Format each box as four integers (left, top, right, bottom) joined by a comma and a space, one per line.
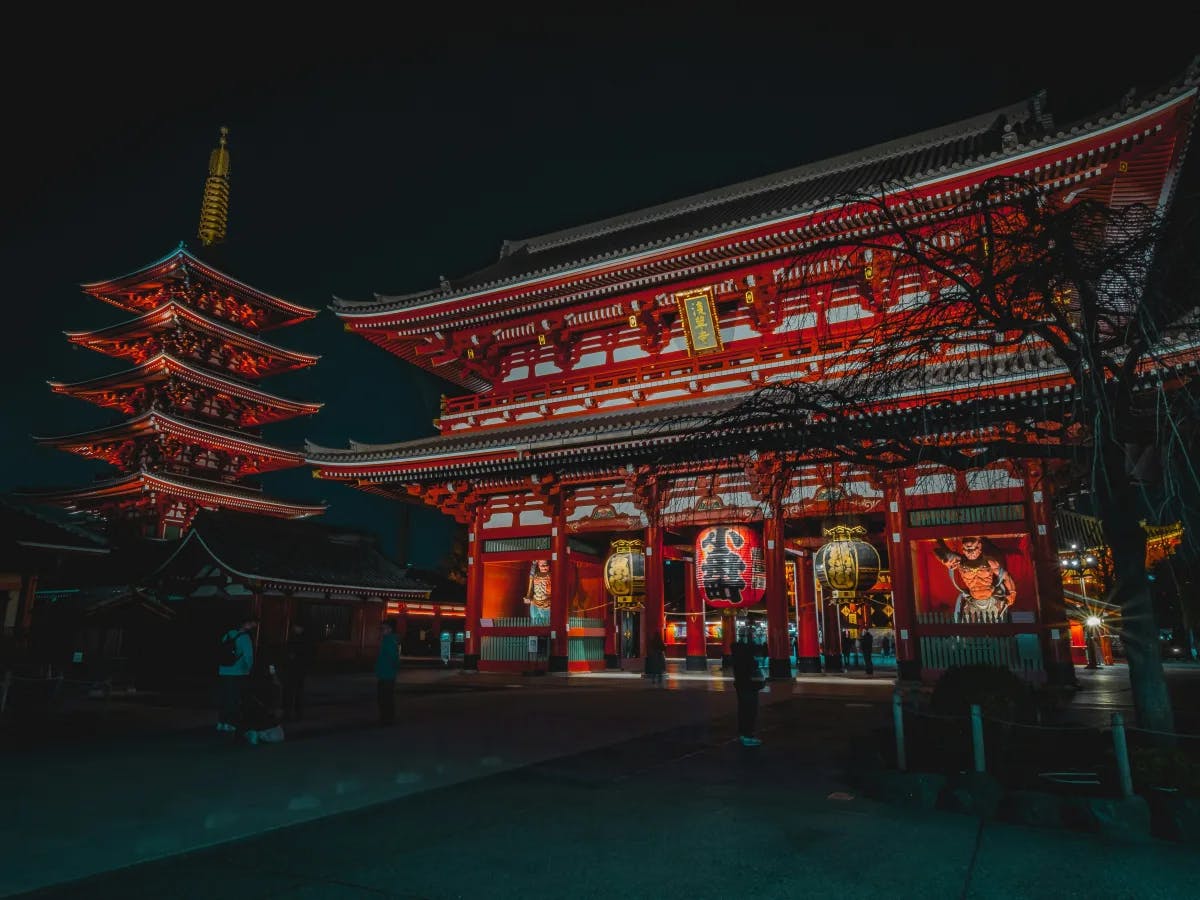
814, 525, 881, 593
694, 524, 766, 608
604, 539, 646, 610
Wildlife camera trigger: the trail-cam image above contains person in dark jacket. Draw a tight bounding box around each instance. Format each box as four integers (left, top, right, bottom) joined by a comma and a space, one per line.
859, 628, 875, 676
282, 622, 317, 722
644, 632, 667, 686
732, 638, 765, 746
376, 618, 400, 726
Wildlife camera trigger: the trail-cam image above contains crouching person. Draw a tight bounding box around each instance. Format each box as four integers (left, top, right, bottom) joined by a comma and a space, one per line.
243, 663, 285, 746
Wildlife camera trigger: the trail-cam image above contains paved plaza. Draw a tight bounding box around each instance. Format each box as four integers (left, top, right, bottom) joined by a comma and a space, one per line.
2, 663, 1197, 898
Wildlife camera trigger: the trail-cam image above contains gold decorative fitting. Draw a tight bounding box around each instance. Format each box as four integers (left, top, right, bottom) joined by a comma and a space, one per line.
466, 348, 476, 359
197, 126, 231, 246
744, 290, 755, 305
822, 524, 869, 541
537, 333, 547, 346
628, 314, 638, 328
863, 266, 874, 280
1118, 161, 1129, 173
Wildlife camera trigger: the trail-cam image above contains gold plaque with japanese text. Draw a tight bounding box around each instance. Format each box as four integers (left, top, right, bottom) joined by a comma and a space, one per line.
675, 286, 723, 355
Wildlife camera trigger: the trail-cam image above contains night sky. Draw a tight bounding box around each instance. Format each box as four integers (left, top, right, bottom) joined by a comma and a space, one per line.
2, 14, 1195, 568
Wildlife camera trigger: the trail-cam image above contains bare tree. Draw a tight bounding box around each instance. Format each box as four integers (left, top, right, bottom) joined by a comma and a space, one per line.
671, 175, 1200, 734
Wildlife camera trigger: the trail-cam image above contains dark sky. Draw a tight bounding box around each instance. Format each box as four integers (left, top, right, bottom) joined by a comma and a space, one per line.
1, 13, 1195, 566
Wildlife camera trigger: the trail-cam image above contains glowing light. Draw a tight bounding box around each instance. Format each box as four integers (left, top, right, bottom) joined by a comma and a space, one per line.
1086, 616, 1102, 628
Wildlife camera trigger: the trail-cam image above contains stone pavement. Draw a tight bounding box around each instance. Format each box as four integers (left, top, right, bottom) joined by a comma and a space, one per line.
2, 664, 1195, 898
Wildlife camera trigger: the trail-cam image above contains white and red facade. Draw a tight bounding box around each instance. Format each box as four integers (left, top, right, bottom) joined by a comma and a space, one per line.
311, 73, 1199, 680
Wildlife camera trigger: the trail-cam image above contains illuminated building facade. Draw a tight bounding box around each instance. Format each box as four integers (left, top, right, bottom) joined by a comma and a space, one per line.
311, 71, 1199, 682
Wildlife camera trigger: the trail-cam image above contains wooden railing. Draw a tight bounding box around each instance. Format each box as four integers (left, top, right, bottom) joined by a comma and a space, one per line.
919, 633, 1044, 679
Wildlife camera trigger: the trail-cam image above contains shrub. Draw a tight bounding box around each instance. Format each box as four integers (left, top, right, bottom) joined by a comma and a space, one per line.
931, 664, 1033, 722
1130, 745, 1200, 796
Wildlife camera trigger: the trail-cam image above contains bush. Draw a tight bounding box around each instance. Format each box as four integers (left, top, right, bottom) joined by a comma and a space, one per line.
1130, 745, 1200, 797
931, 664, 1033, 722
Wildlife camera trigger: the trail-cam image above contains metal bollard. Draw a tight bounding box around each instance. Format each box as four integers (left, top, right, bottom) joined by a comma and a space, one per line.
971, 703, 986, 773
893, 691, 907, 772
1111, 712, 1134, 798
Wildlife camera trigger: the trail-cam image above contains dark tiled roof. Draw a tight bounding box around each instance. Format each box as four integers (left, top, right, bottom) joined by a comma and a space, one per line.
185, 509, 431, 593
337, 98, 1042, 315
0, 498, 110, 570
335, 63, 1200, 316
306, 394, 742, 464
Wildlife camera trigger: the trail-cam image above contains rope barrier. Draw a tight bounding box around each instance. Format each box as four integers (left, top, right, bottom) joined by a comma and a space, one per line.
1126, 725, 1200, 742
981, 716, 1100, 732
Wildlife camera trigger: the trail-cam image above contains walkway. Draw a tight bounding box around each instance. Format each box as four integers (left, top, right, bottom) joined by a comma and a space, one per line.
3, 663, 1196, 898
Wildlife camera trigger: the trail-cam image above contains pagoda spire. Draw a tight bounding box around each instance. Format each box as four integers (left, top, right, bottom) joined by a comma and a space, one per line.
197, 126, 231, 246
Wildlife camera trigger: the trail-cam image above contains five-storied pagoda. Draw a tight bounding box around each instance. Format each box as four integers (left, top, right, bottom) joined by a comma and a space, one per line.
25, 128, 324, 538
310, 67, 1199, 681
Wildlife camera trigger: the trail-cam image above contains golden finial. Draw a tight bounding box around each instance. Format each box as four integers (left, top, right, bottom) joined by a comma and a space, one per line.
197, 126, 231, 246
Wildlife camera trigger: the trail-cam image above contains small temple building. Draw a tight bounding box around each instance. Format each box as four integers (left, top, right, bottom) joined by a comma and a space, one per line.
22, 129, 325, 538
310, 68, 1200, 683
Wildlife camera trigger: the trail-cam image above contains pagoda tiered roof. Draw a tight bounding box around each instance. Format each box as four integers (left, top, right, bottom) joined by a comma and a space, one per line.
49, 353, 323, 426
36, 410, 307, 475
21, 470, 325, 520
332, 68, 1199, 392
65, 301, 320, 378
84, 244, 318, 332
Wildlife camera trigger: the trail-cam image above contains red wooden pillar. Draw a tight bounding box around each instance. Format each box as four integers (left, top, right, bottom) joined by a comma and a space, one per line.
604, 594, 619, 669
643, 521, 665, 657
549, 519, 570, 672
1024, 460, 1075, 685
821, 587, 845, 672
764, 514, 791, 679
464, 509, 483, 670
795, 552, 822, 672
684, 559, 706, 670
396, 606, 409, 655
15, 573, 37, 643
884, 474, 919, 680
721, 609, 736, 669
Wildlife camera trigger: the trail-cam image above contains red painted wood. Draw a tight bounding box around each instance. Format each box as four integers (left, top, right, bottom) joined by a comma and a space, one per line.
643, 522, 665, 655
684, 560, 705, 661
764, 516, 790, 666
796, 553, 820, 659
884, 476, 917, 668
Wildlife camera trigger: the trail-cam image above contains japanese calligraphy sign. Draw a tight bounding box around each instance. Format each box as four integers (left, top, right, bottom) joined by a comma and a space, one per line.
675, 286, 724, 355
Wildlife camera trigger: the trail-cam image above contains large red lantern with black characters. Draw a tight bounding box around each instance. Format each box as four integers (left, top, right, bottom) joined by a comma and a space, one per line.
694, 524, 766, 608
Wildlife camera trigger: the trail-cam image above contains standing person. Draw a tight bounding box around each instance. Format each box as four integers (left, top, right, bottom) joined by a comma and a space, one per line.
732, 638, 766, 746
216, 617, 257, 733
282, 622, 316, 722
375, 618, 400, 726
842, 629, 854, 668
859, 628, 875, 676
645, 632, 667, 686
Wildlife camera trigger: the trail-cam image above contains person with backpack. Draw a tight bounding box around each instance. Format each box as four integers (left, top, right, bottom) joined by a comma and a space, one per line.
216, 617, 257, 733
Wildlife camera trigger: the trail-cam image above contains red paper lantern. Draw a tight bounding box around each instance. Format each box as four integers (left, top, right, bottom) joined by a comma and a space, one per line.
694, 524, 766, 608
